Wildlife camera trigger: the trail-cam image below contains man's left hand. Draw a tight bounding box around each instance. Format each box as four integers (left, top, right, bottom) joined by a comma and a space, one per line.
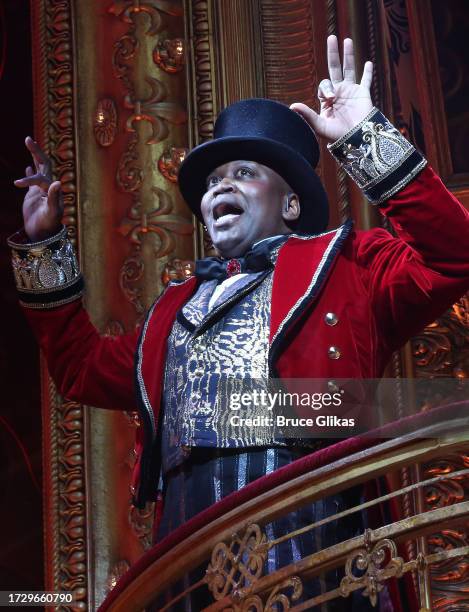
290, 35, 373, 143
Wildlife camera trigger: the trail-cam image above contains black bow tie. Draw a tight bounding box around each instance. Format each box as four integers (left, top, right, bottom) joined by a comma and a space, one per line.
195, 236, 287, 282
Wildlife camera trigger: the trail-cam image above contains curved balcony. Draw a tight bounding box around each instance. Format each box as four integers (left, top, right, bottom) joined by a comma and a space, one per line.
99, 402, 469, 611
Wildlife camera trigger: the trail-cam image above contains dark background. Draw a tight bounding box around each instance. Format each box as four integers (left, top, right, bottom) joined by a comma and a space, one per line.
0, 0, 44, 592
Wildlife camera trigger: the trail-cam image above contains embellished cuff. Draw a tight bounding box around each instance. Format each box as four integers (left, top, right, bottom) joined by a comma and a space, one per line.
7, 226, 84, 309
327, 107, 427, 204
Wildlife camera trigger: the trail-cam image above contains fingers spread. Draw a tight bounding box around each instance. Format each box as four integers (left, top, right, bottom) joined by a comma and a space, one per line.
327, 35, 342, 84
360, 61, 373, 90
14, 172, 51, 192
342, 38, 356, 82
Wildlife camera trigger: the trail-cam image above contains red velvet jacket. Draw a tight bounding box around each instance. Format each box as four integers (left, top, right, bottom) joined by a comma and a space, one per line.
22, 166, 469, 506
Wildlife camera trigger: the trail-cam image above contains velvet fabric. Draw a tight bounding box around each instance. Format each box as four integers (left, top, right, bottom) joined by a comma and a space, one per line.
22, 165, 469, 509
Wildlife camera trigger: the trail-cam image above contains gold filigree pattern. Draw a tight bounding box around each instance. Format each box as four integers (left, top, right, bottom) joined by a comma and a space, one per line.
206, 524, 269, 600
108, 0, 182, 36
109, 0, 191, 334
118, 189, 193, 255
412, 295, 469, 380
158, 145, 188, 182
153, 38, 185, 73
119, 250, 145, 314
340, 530, 404, 607
117, 133, 144, 193
123, 77, 187, 145
423, 453, 469, 608
226, 577, 303, 612
94, 98, 118, 147
111, 33, 138, 93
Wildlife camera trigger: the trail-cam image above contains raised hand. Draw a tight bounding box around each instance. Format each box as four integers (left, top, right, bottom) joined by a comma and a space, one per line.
290, 36, 373, 143
14, 137, 63, 242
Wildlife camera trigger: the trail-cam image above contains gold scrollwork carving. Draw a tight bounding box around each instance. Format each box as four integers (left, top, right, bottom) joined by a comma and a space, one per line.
57, 399, 87, 603
153, 38, 185, 73
227, 577, 303, 612
190, 0, 216, 143
109, 0, 191, 320
117, 134, 144, 193
94, 98, 118, 147
35, 0, 87, 604
158, 145, 188, 181
112, 33, 139, 92
118, 189, 193, 256
119, 250, 145, 314
108, 0, 183, 37
340, 530, 404, 607
412, 295, 469, 379
124, 77, 187, 145
423, 453, 469, 605
206, 524, 269, 601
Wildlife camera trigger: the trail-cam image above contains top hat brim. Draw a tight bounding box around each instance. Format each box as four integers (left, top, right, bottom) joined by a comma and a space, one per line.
178, 136, 329, 235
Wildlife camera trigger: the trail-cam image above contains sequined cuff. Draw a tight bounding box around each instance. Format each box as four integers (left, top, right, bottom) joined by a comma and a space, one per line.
327, 107, 427, 204
7, 227, 84, 309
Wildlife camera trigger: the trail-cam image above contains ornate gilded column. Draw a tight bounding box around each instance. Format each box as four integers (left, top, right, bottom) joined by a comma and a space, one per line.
32, 0, 193, 608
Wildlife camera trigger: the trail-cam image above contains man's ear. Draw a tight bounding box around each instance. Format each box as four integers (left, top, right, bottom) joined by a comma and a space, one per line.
282, 193, 301, 224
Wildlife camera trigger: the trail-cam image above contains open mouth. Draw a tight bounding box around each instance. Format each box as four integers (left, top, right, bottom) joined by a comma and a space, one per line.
213, 201, 244, 221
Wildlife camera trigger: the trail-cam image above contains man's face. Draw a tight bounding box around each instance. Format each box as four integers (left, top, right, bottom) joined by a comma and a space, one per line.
200, 160, 298, 258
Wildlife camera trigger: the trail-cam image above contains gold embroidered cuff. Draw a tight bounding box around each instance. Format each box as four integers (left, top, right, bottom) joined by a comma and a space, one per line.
7, 227, 84, 309
327, 107, 427, 204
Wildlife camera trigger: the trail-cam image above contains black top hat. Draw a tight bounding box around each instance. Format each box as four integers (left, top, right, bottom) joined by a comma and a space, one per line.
178, 98, 329, 235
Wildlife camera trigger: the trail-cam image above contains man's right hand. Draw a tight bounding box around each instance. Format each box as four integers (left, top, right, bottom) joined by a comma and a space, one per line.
13, 137, 63, 242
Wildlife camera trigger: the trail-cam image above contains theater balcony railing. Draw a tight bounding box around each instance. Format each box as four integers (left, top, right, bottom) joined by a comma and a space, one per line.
99, 402, 469, 611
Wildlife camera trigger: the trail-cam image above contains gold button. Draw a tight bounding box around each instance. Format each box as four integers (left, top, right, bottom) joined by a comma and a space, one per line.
327, 380, 340, 393
328, 346, 341, 360
325, 312, 338, 326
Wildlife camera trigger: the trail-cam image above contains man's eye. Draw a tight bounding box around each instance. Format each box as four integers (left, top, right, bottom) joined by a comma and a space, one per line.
237, 167, 254, 178
207, 176, 221, 187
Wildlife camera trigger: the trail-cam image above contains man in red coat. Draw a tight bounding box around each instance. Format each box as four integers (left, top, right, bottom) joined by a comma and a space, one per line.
8, 36, 469, 609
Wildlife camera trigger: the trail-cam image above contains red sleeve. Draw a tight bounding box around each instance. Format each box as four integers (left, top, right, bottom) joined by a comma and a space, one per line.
356, 165, 469, 351
23, 299, 140, 411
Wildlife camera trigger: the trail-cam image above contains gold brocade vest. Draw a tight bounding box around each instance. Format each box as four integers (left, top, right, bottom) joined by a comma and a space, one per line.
160, 270, 293, 474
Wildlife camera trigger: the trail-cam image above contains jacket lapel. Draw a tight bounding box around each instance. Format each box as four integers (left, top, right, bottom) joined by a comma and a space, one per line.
133, 276, 198, 506
269, 220, 353, 374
